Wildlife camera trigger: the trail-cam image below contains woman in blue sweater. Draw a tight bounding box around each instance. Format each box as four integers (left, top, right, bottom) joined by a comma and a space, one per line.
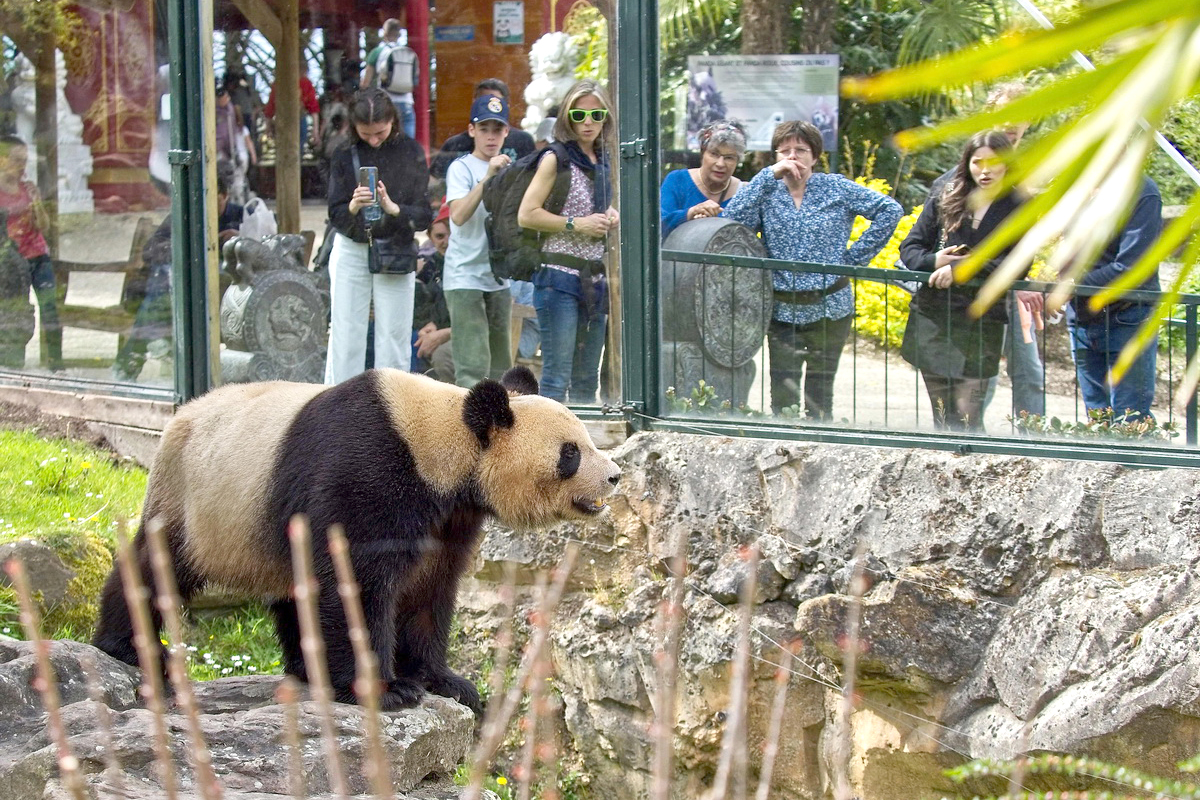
724, 120, 901, 419
660, 120, 746, 238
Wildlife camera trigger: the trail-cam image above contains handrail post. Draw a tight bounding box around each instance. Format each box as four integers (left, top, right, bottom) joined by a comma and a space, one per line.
1187, 304, 1197, 446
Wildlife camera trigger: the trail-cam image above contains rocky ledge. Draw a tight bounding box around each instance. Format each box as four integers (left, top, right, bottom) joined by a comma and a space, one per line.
0, 638, 476, 799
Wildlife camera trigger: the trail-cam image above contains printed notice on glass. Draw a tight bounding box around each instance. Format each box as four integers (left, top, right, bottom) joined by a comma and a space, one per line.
686, 55, 840, 152
493, 1, 524, 44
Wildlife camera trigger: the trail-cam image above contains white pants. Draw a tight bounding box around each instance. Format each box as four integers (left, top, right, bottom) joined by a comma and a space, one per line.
324, 233, 414, 384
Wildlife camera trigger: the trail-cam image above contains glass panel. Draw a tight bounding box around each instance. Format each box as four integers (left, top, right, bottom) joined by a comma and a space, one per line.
207, 0, 621, 405
0, 1, 172, 385
655, 8, 1191, 449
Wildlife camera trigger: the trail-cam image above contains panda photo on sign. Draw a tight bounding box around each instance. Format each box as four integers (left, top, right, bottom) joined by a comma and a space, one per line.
92, 366, 621, 713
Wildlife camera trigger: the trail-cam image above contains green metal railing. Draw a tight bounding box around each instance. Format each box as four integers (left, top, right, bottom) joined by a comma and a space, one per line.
629, 248, 1200, 468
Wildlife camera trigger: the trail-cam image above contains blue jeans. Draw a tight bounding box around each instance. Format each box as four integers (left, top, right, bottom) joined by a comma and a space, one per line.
393, 100, 416, 139
534, 285, 606, 403
984, 300, 1045, 417
1069, 305, 1157, 420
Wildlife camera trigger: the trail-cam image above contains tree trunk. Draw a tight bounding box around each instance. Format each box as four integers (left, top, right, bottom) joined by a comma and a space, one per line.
740, 0, 787, 55
798, 0, 838, 54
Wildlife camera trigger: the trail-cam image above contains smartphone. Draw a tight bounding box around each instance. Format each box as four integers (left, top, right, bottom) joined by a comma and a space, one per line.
952, 244, 971, 255
357, 166, 378, 204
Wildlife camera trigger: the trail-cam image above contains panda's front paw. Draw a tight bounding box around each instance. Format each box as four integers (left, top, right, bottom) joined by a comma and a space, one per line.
426, 670, 483, 715
332, 684, 358, 705
379, 677, 425, 711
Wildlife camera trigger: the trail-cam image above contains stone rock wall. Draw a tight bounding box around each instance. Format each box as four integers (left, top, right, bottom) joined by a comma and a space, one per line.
458, 432, 1200, 799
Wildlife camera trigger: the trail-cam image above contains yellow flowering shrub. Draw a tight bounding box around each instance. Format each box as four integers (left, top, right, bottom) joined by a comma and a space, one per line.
848, 176, 921, 349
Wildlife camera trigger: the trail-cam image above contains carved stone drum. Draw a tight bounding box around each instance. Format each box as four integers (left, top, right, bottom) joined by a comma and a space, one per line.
661, 218, 771, 407
219, 234, 328, 384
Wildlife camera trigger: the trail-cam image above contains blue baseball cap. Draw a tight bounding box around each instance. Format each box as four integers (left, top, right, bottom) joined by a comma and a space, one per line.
470, 94, 509, 125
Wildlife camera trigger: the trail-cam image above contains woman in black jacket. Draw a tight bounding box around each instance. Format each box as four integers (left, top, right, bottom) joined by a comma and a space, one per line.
324, 87, 431, 384
899, 130, 1026, 430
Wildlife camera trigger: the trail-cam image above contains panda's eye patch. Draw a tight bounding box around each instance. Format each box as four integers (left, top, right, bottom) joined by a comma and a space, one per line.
557, 442, 581, 479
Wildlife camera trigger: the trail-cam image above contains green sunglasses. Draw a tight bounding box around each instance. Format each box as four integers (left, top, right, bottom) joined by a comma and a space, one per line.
567, 108, 609, 123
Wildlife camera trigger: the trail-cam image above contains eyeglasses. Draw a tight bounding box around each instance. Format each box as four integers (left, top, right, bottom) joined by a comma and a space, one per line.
706, 152, 740, 165
775, 147, 812, 158
567, 108, 609, 123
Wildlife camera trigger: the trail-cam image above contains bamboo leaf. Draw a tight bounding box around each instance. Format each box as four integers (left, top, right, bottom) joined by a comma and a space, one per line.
843, 0, 1188, 101
892, 48, 1144, 152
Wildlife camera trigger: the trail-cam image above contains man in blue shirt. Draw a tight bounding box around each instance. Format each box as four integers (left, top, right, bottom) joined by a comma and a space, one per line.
1066, 176, 1162, 420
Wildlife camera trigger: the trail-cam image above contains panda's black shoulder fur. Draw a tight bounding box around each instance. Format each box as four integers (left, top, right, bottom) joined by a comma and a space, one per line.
262, 371, 487, 563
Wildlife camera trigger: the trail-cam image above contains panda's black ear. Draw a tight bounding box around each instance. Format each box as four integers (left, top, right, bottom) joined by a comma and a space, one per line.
464, 379, 515, 447
500, 366, 539, 397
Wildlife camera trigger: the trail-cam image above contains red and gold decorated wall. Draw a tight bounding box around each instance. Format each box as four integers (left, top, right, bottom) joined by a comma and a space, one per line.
65, 0, 163, 212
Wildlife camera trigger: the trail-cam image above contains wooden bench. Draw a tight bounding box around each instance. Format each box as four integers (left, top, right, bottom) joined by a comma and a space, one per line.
52, 215, 158, 335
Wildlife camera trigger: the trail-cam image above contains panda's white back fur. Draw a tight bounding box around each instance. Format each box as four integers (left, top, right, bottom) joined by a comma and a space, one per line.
151, 380, 327, 595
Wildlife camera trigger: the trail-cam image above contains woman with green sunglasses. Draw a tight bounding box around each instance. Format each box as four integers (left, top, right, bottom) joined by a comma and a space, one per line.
518, 79, 619, 404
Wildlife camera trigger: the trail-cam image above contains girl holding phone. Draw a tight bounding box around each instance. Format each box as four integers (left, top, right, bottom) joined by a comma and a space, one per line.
899, 130, 1026, 430
324, 88, 430, 384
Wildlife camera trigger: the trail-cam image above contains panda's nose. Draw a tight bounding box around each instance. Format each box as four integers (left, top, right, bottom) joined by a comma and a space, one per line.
608, 473, 620, 486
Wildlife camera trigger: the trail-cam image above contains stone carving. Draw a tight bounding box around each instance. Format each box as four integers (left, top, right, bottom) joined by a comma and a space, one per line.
522, 32, 581, 135
661, 217, 771, 407
219, 234, 327, 383
11, 52, 95, 215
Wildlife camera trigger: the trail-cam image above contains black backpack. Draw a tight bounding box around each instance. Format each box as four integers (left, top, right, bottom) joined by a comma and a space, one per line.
482, 143, 572, 282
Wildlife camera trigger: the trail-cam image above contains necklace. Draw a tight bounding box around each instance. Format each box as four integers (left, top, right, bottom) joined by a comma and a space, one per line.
702, 174, 732, 200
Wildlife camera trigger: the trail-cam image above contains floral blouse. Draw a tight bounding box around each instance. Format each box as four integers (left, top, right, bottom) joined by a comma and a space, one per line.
724, 169, 902, 325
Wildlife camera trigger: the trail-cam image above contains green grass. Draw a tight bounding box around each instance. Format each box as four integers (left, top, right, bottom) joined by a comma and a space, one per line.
0, 429, 147, 543
181, 604, 284, 680
0, 428, 284, 680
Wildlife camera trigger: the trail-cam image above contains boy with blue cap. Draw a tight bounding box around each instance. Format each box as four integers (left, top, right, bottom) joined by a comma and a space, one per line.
442, 93, 515, 387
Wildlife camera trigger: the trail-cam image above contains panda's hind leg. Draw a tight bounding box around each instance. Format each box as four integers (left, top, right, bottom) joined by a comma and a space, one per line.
268, 599, 306, 680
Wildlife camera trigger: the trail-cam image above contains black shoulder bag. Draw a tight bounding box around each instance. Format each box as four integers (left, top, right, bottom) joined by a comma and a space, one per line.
351, 146, 417, 275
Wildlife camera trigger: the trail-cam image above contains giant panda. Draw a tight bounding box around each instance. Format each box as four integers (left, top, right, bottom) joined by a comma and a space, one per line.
92, 366, 620, 714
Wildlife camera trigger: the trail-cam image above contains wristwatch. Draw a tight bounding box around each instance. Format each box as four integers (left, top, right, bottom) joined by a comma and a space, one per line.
564, 215, 575, 232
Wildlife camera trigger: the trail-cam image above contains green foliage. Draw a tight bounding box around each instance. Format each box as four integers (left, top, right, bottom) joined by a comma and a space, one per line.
665, 381, 764, 416
844, 0, 1200, 325
1147, 97, 1200, 206
947, 751, 1200, 800
570, 5, 609, 82
1010, 408, 1179, 441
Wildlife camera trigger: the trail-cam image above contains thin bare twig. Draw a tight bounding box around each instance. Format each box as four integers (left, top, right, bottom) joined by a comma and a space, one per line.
288, 514, 351, 799
327, 525, 395, 800
704, 545, 759, 800
833, 541, 870, 800
4, 557, 88, 800
462, 545, 579, 800
516, 574, 556, 800
144, 518, 224, 800
651, 527, 690, 800
114, 524, 179, 799
79, 653, 123, 792
275, 677, 306, 800
753, 646, 794, 800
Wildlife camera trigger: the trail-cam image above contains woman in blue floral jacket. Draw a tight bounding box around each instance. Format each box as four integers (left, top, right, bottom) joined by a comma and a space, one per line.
724, 121, 901, 419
